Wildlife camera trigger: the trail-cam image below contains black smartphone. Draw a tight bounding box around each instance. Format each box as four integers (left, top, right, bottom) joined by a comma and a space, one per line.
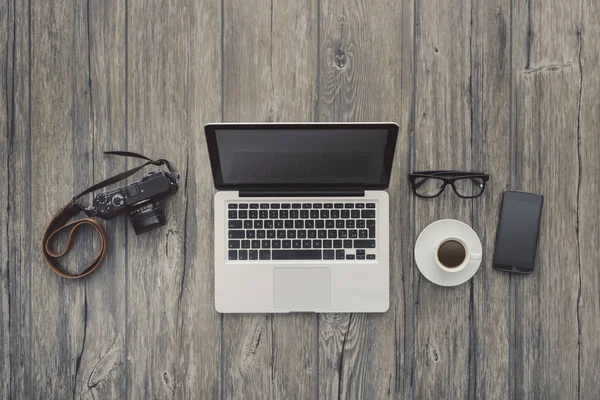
493, 190, 544, 273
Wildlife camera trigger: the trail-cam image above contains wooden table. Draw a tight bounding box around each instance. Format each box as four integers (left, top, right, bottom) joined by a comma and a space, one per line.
2, 0, 599, 398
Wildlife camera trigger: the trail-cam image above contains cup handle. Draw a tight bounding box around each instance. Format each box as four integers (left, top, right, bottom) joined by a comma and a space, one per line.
471, 252, 482, 260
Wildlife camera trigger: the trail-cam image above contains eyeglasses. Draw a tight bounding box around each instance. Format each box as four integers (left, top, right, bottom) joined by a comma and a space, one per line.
408, 170, 489, 199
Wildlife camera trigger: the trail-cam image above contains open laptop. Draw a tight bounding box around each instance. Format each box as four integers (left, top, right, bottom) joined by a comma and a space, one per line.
205, 122, 399, 313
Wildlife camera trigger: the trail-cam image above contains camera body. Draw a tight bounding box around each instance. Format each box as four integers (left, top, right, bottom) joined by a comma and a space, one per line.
93, 170, 180, 234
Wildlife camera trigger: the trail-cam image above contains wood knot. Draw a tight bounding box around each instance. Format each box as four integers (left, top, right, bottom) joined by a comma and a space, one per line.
434, 47, 439, 53
334, 50, 347, 70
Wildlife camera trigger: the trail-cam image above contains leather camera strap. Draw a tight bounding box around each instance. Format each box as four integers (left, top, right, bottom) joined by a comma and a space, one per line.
42, 151, 176, 279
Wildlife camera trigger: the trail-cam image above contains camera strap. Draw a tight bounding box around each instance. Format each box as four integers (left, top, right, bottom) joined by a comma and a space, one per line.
42, 151, 178, 279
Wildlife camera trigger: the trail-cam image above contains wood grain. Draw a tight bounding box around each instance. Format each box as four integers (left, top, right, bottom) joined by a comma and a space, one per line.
318, 0, 413, 398
575, 0, 599, 397
470, 0, 512, 398
221, 1, 319, 398
126, 0, 222, 397
412, 0, 474, 397
1, 0, 32, 397
512, 0, 581, 397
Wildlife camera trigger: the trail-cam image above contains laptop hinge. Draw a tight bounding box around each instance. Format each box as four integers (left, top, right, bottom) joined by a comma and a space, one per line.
239, 188, 365, 197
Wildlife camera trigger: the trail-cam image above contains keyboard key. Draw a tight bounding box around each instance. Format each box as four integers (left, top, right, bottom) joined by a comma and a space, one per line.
357, 250, 365, 256
249, 250, 258, 260
313, 203, 322, 209
346, 220, 355, 228
239, 204, 248, 209
341, 210, 350, 219
285, 220, 294, 229
293, 240, 302, 249
367, 220, 376, 228
262, 240, 270, 248
228, 230, 245, 239
334, 203, 343, 208
269, 210, 278, 219
320, 210, 330, 219
290, 210, 299, 219
300, 210, 309, 219
260, 203, 269, 209
302, 204, 312, 209
280, 210, 289, 219
367, 254, 376, 259
346, 254, 355, 260
343, 240, 352, 249
369, 227, 376, 238
252, 240, 260, 248
303, 239, 312, 248
228, 240, 240, 249
270, 204, 280, 209
239, 210, 248, 219
228, 204, 237, 209
356, 203, 365, 209
313, 240, 322, 248
239, 250, 248, 260
257, 230, 266, 238
326, 220, 335, 228
351, 210, 360, 218
249, 210, 258, 219
250, 204, 259, 209
357, 220, 365, 228
272, 240, 281, 249
267, 230, 276, 238
281, 203, 291, 209
277, 230, 286, 238
336, 220, 345, 228
229, 220, 242, 229
275, 220, 284, 229
338, 230, 348, 238
331, 210, 340, 219
295, 220, 304, 229
359, 230, 368, 238
272, 250, 321, 260
308, 230, 317, 238
323, 240, 332, 248
259, 210, 268, 219
246, 230, 256, 239
333, 240, 342, 248
361, 210, 376, 218
318, 230, 327, 238
366, 203, 375, 208
292, 203, 302, 209
297, 230, 307, 238
259, 250, 271, 260
244, 220, 253, 229
287, 230, 296, 239
265, 220, 274, 229
310, 210, 319, 219
345, 203, 354, 208
316, 220, 324, 229
242, 240, 251, 249
306, 220, 315, 229
254, 220, 263, 229
328, 230, 337, 238
323, 250, 334, 260
324, 203, 333, 209
349, 230, 358, 238
354, 239, 376, 248
228, 210, 237, 219
336, 250, 345, 259
283, 240, 292, 248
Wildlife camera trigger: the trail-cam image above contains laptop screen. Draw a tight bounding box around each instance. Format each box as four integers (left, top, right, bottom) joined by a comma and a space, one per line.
205, 123, 398, 189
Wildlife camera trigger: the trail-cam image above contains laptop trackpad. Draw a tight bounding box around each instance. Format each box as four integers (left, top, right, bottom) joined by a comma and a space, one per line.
273, 268, 331, 311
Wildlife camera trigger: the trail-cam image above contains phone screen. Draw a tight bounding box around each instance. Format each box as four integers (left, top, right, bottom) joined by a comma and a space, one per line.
493, 191, 543, 273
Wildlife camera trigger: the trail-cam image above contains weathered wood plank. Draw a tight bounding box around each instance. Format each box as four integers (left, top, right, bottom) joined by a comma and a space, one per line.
126, 0, 222, 397
221, 1, 319, 398
412, 0, 473, 397
470, 0, 512, 398
30, 0, 94, 397
578, 1, 600, 398
1, 0, 32, 397
318, 0, 413, 398
72, 1, 128, 398
511, 0, 581, 396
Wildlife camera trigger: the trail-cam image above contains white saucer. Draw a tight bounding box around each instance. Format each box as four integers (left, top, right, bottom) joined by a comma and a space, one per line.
415, 219, 483, 287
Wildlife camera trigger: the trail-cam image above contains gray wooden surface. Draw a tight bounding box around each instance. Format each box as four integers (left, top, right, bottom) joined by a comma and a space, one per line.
1, 0, 599, 398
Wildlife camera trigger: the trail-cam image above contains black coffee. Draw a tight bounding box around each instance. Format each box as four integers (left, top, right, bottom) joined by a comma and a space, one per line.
437, 240, 466, 268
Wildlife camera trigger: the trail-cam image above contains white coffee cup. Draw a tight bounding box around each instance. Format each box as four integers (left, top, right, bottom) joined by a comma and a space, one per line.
435, 236, 482, 273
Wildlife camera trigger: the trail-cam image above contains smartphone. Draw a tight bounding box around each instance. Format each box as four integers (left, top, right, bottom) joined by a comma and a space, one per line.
493, 190, 544, 273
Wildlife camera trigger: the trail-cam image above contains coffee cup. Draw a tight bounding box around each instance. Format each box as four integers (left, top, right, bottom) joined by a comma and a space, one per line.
434, 236, 482, 273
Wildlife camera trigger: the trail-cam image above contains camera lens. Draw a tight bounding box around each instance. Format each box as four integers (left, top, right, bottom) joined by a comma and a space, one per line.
128, 200, 166, 235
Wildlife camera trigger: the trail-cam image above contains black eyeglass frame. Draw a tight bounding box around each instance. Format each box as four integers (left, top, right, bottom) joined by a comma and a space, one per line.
408, 170, 490, 199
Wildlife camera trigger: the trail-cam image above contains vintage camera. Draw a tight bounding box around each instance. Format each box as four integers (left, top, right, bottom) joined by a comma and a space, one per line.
93, 170, 180, 234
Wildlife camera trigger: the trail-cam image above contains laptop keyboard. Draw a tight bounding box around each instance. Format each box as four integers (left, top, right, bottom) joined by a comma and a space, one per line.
227, 202, 377, 261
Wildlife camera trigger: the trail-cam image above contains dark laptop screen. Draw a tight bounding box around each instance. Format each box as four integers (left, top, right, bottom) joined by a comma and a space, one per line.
206, 124, 397, 189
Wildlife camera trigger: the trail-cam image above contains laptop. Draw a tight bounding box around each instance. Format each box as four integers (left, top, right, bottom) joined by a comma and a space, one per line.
205, 122, 399, 313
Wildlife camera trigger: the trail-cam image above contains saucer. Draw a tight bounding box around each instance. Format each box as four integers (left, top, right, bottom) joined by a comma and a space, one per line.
414, 219, 483, 287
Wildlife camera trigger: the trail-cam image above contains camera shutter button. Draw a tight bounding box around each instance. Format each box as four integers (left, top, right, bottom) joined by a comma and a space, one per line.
112, 194, 125, 207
